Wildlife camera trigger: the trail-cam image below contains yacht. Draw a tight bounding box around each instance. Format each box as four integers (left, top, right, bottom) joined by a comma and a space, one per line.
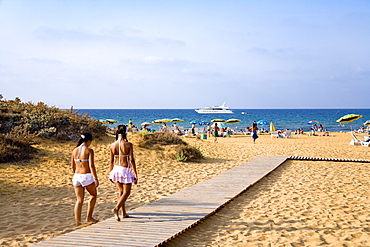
195, 102, 234, 114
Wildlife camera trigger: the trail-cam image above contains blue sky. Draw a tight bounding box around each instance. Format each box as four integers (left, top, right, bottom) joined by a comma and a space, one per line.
1, 0, 369, 109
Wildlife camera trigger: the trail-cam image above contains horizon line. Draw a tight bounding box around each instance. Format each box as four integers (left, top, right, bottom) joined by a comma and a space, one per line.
66, 107, 370, 110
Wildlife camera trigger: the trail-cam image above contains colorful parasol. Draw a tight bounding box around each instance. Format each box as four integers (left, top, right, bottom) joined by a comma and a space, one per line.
226, 119, 241, 124
141, 122, 152, 126
336, 114, 363, 124
211, 119, 226, 123
152, 119, 171, 124
307, 120, 319, 124
171, 118, 184, 122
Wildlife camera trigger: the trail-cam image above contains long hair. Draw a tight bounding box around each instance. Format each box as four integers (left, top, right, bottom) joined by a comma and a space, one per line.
76, 133, 93, 147
116, 125, 128, 141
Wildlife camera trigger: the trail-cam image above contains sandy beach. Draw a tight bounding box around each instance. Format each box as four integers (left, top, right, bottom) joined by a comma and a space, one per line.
1, 132, 370, 246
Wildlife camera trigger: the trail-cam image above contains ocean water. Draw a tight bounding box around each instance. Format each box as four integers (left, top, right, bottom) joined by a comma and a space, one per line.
77, 109, 370, 133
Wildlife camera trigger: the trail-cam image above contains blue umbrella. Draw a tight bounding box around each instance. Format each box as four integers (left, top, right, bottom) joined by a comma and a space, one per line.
190, 120, 199, 124
199, 121, 211, 125
257, 120, 268, 125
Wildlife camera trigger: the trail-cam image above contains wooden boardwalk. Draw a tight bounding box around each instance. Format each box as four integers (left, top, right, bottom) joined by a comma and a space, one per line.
34, 156, 289, 247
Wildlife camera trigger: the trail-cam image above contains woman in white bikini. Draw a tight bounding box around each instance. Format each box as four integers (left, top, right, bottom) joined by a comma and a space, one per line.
71, 133, 99, 226
109, 125, 138, 221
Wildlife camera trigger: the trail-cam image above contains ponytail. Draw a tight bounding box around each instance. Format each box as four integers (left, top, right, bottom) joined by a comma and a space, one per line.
76, 133, 93, 147
116, 125, 128, 141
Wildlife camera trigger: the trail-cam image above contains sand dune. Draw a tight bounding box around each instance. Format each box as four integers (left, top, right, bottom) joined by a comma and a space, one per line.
0, 132, 370, 246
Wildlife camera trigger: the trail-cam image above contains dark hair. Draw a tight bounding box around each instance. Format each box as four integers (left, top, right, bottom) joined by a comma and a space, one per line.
116, 125, 128, 141
76, 133, 93, 147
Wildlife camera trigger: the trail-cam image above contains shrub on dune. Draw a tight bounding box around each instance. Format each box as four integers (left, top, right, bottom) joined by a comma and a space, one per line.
137, 132, 203, 162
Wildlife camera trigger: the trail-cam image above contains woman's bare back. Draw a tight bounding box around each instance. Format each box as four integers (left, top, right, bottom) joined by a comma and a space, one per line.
72, 145, 93, 174
111, 140, 132, 167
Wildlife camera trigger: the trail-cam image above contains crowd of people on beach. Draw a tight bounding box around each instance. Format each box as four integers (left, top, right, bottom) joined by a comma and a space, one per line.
72, 119, 350, 225
308, 124, 330, 136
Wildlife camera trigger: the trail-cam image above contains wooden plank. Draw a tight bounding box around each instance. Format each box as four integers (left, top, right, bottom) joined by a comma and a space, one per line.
34, 156, 289, 247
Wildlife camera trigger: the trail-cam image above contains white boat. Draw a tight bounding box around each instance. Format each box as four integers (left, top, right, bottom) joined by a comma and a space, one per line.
195, 102, 234, 114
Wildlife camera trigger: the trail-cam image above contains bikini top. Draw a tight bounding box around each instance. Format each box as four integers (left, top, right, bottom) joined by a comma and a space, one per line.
116, 138, 131, 168
74, 144, 89, 163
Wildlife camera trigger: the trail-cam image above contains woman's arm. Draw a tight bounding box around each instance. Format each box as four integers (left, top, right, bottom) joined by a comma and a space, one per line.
71, 151, 76, 173
129, 143, 138, 184
88, 149, 99, 187
109, 145, 115, 172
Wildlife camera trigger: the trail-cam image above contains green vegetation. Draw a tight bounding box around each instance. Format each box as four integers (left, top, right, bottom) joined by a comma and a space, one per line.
0, 127, 36, 163
137, 132, 187, 148
137, 132, 203, 162
174, 144, 203, 162
0, 94, 106, 162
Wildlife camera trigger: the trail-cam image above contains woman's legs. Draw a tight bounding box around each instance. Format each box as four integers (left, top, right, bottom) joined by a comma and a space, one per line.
85, 183, 98, 223
112, 182, 132, 221
73, 186, 85, 226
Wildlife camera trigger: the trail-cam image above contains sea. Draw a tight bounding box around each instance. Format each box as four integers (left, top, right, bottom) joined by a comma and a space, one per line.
77, 109, 370, 133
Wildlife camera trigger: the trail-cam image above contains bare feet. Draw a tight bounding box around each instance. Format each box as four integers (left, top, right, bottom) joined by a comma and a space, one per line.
112, 208, 120, 222
122, 213, 129, 218
86, 217, 99, 224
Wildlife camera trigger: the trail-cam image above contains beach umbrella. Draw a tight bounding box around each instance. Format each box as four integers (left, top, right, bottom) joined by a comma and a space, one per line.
152, 119, 171, 124
307, 120, 319, 124
270, 122, 276, 132
171, 118, 184, 122
336, 114, 363, 124
106, 119, 118, 123
256, 120, 268, 132
211, 119, 226, 123
212, 122, 228, 128
189, 120, 199, 124
141, 122, 152, 126
199, 121, 211, 125
364, 120, 370, 126
257, 120, 268, 125
99, 119, 110, 124
336, 114, 363, 131
226, 119, 241, 124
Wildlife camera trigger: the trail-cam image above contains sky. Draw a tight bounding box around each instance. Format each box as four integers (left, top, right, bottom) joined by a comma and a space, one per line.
0, 0, 370, 109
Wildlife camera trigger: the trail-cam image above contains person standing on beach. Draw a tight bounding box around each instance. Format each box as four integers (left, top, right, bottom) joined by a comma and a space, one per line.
109, 125, 138, 221
207, 123, 211, 137
191, 123, 196, 136
161, 123, 167, 132
71, 133, 99, 226
251, 121, 259, 143
213, 123, 220, 143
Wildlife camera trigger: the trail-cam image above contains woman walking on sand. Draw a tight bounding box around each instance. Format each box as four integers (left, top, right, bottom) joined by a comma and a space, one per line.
251, 121, 259, 143
71, 133, 99, 226
109, 125, 138, 221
